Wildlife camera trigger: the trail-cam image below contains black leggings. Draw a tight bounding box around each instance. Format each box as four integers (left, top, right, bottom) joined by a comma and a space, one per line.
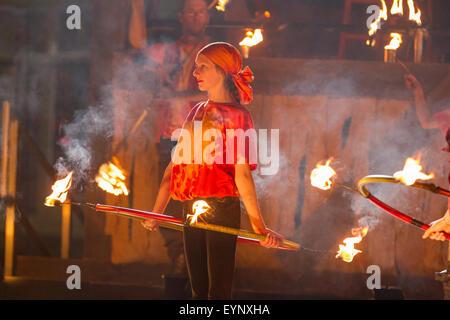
183, 196, 241, 300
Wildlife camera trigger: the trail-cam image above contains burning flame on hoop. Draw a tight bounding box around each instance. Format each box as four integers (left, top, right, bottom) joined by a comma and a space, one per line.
95, 157, 129, 196
336, 226, 369, 263
310, 159, 336, 191
44, 171, 73, 207
187, 200, 211, 225
393, 156, 434, 186
384, 33, 403, 50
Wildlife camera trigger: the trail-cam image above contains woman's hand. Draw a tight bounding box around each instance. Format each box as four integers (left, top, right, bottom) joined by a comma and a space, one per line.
259, 228, 285, 248
404, 74, 423, 94
422, 210, 450, 241
141, 219, 160, 231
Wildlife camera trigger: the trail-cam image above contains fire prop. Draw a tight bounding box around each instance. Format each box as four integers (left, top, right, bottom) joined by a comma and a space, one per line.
336, 226, 369, 263
187, 200, 211, 225
212, 0, 229, 12
393, 156, 434, 186
310, 159, 336, 191
358, 175, 450, 240
367, 0, 423, 55
95, 157, 129, 196
44, 171, 73, 207
95, 109, 148, 196
407, 0, 422, 25
46, 198, 300, 250
384, 32, 403, 62
239, 29, 263, 59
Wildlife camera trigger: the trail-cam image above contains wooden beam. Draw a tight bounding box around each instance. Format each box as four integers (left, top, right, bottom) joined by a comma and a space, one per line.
61, 203, 71, 259
4, 118, 18, 277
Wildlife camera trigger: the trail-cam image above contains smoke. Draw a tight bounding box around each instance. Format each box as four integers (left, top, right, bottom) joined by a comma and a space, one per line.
54, 87, 114, 183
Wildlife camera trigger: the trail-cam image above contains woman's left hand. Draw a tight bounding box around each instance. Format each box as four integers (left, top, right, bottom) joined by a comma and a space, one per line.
259, 228, 285, 248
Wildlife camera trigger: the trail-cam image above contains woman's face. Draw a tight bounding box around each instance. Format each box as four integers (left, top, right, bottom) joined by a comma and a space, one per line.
193, 54, 225, 93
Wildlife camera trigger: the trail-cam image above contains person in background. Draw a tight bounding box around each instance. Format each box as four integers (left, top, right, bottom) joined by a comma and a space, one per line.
404, 74, 450, 241
129, 0, 211, 274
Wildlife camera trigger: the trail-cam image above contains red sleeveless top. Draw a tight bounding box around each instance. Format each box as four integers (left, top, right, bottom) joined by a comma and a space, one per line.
170, 100, 257, 201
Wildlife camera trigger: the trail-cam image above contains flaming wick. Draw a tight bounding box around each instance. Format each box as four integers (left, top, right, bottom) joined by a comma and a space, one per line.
44, 171, 73, 207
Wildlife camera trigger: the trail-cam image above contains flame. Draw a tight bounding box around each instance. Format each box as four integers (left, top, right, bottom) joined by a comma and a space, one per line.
393, 156, 434, 186
310, 159, 336, 191
187, 200, 211, 225
368, 0, 388, 38
44, 171, 73, 207
95, 158, 129, 196
239, 29, 263, 48
215, 0, 229, 12
264, 11, 271, 19
336, 226, 369, 263
391, 0, 403, 15
407, 0, 421, 25
384, 33, 403, 50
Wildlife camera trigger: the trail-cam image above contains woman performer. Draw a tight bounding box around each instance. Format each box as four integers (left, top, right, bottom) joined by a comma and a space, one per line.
142, 42, 284, 299
404, 74, 450, 241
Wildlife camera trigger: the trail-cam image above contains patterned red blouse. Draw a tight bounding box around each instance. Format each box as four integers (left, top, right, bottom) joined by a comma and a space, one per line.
170, 100, 258, 201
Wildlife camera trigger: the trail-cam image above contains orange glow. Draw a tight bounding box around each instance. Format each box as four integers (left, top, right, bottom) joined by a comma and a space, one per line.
44, 171, 73, 207
310, 159, 336, 191
239, 29, 263, 48
95, 158, 129, 196
407, 0, 422, 25
336, 226, 369, 263
264, 11, 271, 19
187, 200, 211, 225
215, 0, 229, 12
393, 156, 434, 186
391, 0, 403, 15
384, 33, 403, 50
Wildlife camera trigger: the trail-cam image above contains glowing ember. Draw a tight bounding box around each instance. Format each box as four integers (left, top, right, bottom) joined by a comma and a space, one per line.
391, 0, 403, 15
264, 11, 271, 19
239, 29, 263, 48
45, 171, 73, 207
215, 0, 229, 12
95, 158, 129, 196
310, 159, 336, 191
384, 33, 403, 50
393, 157, 434, 186
336, 226, 369, 263
407, 0, 421, 25
188, 200, 211, 225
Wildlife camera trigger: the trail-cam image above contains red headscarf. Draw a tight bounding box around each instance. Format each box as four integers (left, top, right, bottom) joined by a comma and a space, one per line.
197, 42, 254, 105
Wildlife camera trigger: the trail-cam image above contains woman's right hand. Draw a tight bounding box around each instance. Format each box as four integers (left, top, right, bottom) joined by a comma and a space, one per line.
141, 219, 160, 231
422, 210, 450, 241
404, 74, 423, 94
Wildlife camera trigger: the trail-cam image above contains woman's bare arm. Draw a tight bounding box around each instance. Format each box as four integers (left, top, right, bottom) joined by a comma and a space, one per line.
234, 164, 284, 247
129, 0, 148, 49
142, 162, 173, 231
405, 74, 439, 129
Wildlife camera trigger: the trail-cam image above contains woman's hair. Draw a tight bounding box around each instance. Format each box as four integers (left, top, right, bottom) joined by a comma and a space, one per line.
197, 42, 254, 105
214, 65, 240, 103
